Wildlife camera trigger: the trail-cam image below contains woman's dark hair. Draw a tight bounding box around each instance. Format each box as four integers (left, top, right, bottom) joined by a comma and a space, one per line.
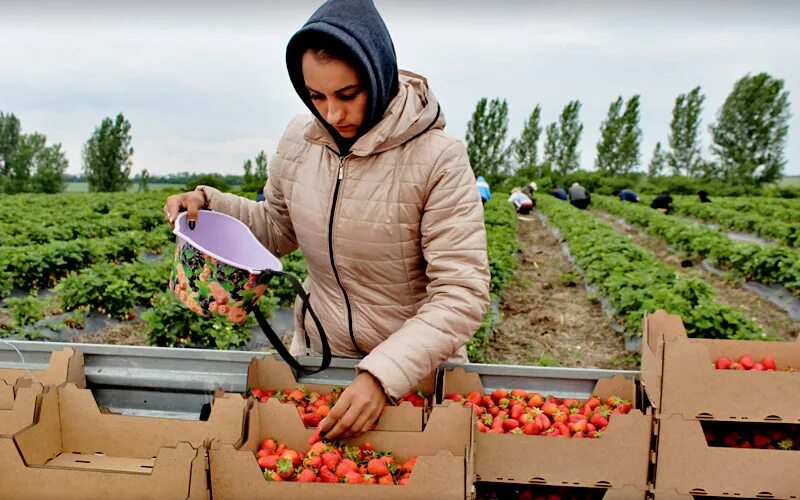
297, 32, 361, 73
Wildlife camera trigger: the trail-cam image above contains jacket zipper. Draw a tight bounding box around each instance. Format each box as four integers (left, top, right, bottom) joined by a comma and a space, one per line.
327, 148, 365, 357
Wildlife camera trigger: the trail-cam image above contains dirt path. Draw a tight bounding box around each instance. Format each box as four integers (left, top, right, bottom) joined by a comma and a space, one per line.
483, 214, 638, 370
70, 320, 149, 345
593, 210, 799, 342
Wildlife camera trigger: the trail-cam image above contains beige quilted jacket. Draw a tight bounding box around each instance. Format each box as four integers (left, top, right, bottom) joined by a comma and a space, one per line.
197, 71, 490, 398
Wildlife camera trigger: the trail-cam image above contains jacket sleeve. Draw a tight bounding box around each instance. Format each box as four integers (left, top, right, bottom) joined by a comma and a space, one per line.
195, 139, 298, 258
357, 140, 491, 398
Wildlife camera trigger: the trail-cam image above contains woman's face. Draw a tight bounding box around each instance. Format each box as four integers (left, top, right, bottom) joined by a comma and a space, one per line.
302, 50, 368, 139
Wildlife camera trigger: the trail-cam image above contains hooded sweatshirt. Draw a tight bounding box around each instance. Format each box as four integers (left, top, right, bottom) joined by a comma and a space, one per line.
286, 0, 400, 154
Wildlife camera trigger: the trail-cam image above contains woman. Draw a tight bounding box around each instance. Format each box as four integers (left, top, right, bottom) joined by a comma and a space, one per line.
164, 0, 489, 439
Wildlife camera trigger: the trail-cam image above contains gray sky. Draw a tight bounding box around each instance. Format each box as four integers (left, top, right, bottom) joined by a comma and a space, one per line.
2, 0, 799, 177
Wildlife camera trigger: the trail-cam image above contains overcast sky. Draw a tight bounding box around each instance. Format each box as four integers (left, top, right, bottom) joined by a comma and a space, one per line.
2, 0, 799, 177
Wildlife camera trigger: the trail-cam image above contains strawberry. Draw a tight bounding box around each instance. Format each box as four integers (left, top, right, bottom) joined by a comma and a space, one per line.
335, 459, 359, 478
263, 470, 282, 481
301, 412, 324, 427
491, 389, 508, 403
316, 404, 331, 417
321, 451, 341, 471
444, 393, 463, 402
590, 413, 608, 429
739, 354, 755, 370
344, 471, 363, 484
398, 476, 410, 485
488, 427, 505, 434
569, 419, 587, 433
510, 405, 525, 420
497, 397, 510, 409
276, 458, 295, 480
308, 426, 323, 445
367, 458, 391, 477
715, 357, 732, 370
502, 418, 520, 431
309, 441, 327, 456
585, 396, 601, 410
466, 391, 483, 406
541, 401, 558, 416
761, 355, 777, 371
753, 363, 766, 371
552, 410, 568, 424
753, 434, 772, 448
399, 457, 416, 473
378, 474, 396, 485
260, 454, 280, 471
319, 465, 338, 483
281, 450, 301, 467
729, 362, 744, 370
572, 431, 585, 438
287, 388, 305, 403
482, 395, 495, 408
294, 468, 317, 482
477, 421, 488, 433
303, 454, 322, 469
252, 387, 265, 399
510, 389, 528, 400
261, 439, 278, 453
606, 396, 624, 407
534, 413, 551, 432
778, 439, 795, 450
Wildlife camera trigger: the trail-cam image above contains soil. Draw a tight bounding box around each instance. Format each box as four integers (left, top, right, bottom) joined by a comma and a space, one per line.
483, 215, 639, 370
70, 319, 149, 346
593, 210, 799, 342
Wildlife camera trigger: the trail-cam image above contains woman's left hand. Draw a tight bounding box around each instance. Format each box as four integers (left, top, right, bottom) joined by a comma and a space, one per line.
319, 371, 386, 440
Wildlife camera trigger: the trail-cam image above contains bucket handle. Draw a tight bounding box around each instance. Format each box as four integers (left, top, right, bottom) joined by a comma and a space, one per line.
252, 270, 331, 375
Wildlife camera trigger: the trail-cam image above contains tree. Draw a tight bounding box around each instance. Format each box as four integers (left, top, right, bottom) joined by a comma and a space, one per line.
242, 150, 269, 192
83, 113, 133, 192
595, 97, 624, 174
668, 86, 705, 176
648, 141, 667, 177
617, 95, 642, 174
30, 142, 68, 193
511, 105, 542, 176
6, 133, 46, 193
0, 113, 21, 178
254, 150, 268, 180
465, 97, 509, 185
138, 168, 150, 192
555, 100, 583, 174
542, 123, 559, 175
242, 159, 254, 184
710, 73, 791, 185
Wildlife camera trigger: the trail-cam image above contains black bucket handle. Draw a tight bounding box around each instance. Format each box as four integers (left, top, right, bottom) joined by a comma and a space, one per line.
252, 270, 331, 375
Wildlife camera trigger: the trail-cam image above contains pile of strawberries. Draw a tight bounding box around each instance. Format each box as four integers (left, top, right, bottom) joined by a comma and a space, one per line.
714, 354, 778, 371
248, 386, 426, 428
704, 422, 798, 450
255, 436, 416, 484
444, 389, 632, 438
477, 482, 600, 500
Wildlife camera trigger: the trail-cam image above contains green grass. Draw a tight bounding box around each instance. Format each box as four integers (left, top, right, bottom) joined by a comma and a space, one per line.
64, 182, 184, 193
779, 176, 800, 188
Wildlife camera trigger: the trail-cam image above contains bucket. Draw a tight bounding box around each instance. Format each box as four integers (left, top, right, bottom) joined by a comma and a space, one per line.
170, 211, 330, 373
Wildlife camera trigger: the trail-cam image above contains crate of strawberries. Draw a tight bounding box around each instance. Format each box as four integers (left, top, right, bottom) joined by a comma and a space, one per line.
243, 356, 432, 432
208, 398, 473, 500
441, 367, 651, 491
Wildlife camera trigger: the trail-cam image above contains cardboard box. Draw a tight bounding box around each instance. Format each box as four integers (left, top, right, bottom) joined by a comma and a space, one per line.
0, 347, 85, 388
442, 367, 652, 491
641, 310, 800, 421
209, 399, 473, 500
475, 484, 648, 500
0, 380, 43, 436
653, 414, 800, 498
0, 385, 212, 500
247, 355, 433, 431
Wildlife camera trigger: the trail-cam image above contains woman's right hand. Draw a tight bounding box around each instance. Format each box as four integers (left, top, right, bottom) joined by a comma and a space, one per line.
163, 190, 208, 229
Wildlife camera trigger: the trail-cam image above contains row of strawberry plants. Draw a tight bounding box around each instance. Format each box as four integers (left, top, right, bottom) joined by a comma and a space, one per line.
468, 197, 518, 361
594, 195, 800, 296
671, 197, 800, 248
537, 195, 764, 340
0, 229, 173, 294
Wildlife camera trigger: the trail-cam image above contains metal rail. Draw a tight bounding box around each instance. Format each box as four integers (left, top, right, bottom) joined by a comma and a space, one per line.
1, 340, 638, 419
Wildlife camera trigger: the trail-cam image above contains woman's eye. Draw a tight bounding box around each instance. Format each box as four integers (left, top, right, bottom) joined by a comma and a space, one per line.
310, 94, 324, 101
339, 92, 359, 101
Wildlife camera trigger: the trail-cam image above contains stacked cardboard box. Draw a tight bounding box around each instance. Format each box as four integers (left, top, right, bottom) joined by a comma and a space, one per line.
0, 347, 85, 388
246, 355, 433, 431
642, 310, 800, 498
209, 400, 474, 500
0, 384, 249, 499
440, 367, 652, 499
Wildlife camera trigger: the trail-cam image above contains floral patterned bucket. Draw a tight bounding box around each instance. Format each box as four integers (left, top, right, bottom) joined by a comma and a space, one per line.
170, 211, 330, 373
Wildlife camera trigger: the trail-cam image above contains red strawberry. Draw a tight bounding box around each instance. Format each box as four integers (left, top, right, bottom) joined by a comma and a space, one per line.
466, 391, 483, 406
502, 418, 520, 431
319, 465, 338, 483
590, 413, 608, 429
739, 354, 755, 370
399, 457, 416, 473
261, 439, 277, 453
510, 405, 525, 420
260, 454, 280, 471
522, 422, 539, 435
510, 389, 528, 400
527, 393, 544, 408
761, 356, 777, 371
367, 458, 391, 477
294, 468, 317, 482
301, 412, 324, 427
715, 357, 732, 370
444, 393, 463, 402
287, 388, 305, 403
541, 401, 558, 416
303, 455, 322, 469
572, 431, 585, 438
753, 363, 765, 371
344, 471, 363, 484
729, 362, 744, 370
321, 451, 340, 471
378, 475, 396, 485
753, 434, 772, 448
335, 459, 359, 478
251, 387, 265, 399
585, 396, 601, 410
491, 389, 508, 403
276, 458, 294, 480
308, 426, 323, 445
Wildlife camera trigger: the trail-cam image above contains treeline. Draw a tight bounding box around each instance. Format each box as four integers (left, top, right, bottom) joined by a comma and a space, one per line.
467, 72, 792, 191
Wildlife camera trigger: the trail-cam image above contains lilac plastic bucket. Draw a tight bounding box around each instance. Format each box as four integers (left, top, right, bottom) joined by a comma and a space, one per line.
169, 211, 282, 324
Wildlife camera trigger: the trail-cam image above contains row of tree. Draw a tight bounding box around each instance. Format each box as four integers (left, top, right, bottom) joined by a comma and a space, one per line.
466, 72, 791, 186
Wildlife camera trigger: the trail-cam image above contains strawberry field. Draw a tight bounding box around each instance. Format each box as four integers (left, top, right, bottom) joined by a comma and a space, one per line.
1, 189, 798, 365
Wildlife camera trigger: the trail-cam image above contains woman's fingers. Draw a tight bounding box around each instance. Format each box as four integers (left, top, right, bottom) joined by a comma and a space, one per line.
163, 191, 205, 228
319, 394, 351, 437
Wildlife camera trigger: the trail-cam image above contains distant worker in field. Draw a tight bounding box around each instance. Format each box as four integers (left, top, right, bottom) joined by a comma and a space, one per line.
551, 184, 568, 201
476, 176, 492, 205
650, 191, 673, 214
568, 182, 591, 210
508, 187, 534, 214
698, 190, 711, 203
255, 187, 266, 202
613, 188, 639, 203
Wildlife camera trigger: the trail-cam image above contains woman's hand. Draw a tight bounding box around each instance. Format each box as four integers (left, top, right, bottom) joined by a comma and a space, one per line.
319, 371, 386, 440
163, 190, 207, 228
